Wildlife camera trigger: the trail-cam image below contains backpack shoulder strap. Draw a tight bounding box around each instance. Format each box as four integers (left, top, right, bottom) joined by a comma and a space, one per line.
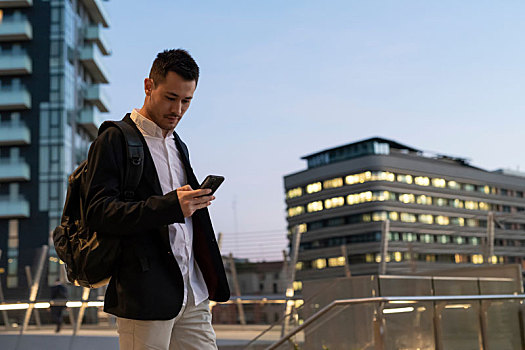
99, 120, 144, 201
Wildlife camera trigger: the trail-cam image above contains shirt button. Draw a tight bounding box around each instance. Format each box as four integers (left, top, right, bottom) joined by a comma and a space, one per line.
168, 251, 172, 255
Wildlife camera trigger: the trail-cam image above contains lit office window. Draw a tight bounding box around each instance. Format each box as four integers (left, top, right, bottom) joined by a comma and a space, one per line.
471, 254, 483, 264
306, 182, 322, 194
288, 206, 304, 217
293, 281, 303, 291
372, 211, 388, 222
286, 187, 303, 199
414, 176, 430, 186
435, 198, 448, 206
435, 216, 449, 225
400, 213, 417, 223
478, 202, 490, 211
432, 178, 446, 188
450, 217, 465, 226
307, 201, 323, 213
363, 214, 372, 222
295, 262, 304, 270
466, 219, 477, 227
345, 174, 361, 185
394, 252, 403, 262
323, 177, 343, 189
371, 171, 395, 182
374, 191, 391, 201
399, 194, 415, 204
297, 224, 307, 234
417, 195, 432, 205
451, 199, 464, 208
489, 256, 498, 264
479, 185, 491, 194
465, 201, 478, 210
419, 214, 433, 224
325, 197, 345, 209
328, 257, 346, 267
389, 212, 399, 221
397, 174, 413, 184
402, 233, 417, 242
455, 254, 468, 263
455, 236, 465, 245
448, 181, 461, 190
366, 254, 375, 263
312, 258, 327, 269
425, 254, 436, 262
375, 253, 391, 263
470, 237, 480, 245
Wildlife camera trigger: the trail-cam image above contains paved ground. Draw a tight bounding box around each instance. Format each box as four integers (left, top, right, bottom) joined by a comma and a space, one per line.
0, 324, 282, 350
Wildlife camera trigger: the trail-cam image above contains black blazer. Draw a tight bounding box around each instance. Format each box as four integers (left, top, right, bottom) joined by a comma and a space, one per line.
83, 114, 230, 320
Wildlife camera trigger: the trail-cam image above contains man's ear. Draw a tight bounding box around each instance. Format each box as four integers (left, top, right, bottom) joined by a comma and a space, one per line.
144, 78, 154, 96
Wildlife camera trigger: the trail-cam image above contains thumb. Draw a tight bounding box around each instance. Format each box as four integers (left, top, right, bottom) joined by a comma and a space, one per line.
178, 184, 193, 191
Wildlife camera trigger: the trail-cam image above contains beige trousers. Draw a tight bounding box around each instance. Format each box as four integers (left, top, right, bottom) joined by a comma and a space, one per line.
116, 288, 217, 350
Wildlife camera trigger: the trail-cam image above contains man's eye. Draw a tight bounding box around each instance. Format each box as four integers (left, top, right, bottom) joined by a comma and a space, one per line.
166, 96, 175, 101
182, 100, 190, 104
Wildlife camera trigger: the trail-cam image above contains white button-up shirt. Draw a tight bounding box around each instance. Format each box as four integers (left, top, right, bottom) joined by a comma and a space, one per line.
130, 109, 209, 308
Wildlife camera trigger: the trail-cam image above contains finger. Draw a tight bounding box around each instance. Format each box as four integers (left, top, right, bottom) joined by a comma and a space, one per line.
178, 185, 193, 191
193, 189, 212, 197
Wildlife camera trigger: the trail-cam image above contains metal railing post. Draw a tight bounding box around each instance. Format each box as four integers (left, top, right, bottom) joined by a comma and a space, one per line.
20, 245, 48, 334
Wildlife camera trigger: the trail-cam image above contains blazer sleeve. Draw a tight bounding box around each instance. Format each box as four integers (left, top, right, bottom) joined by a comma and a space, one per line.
83, 127, 185, 235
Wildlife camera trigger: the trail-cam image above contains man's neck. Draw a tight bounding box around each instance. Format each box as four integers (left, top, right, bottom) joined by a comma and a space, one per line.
137, 106, 170, 137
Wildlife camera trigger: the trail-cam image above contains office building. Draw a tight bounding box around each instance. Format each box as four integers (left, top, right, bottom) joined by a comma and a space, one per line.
284, 137, 525, 286
0, 0, 110, 298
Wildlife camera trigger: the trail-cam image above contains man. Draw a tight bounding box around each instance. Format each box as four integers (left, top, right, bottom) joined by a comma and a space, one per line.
50, 279, 68, 333
83, 49, 230, 349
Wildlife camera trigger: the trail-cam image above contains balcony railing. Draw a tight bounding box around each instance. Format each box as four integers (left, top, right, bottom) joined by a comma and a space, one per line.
84, 84, 109, 113
0, 120, 30, 146
79, 0, 109, 28
79, 43, 109, 84
0, 19, 33, 41
84, 25, 111, 56
0, 88, 31, 110
0, 195, 29, 218
0, 53, 32, 75
0, 0, 32, 7
0, 159, 30, 182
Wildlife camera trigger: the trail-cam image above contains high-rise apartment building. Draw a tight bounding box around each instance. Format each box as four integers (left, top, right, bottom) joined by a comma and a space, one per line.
0, 0, 110, 298
284, 138, 525, 287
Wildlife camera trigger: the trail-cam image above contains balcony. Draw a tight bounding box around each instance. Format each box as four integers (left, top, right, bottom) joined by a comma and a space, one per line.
0, 0, 32, 7
0, 121, 30, 146
0, 19, 33, 41
0, 159, 30, 182
0, 53, 32, 75
0, 88, 31, 110
0, 196, 29, 218
79, 0, 110, 28
84, 25, 111, 56
78, 106, 103, 138
79, 43, 109, 84
84, 84, 110, 113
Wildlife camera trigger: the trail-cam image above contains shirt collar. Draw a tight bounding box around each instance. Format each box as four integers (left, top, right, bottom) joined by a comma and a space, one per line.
130, 109, 174, 139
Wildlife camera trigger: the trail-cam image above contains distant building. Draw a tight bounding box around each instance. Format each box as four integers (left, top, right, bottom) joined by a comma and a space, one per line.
0, 0, 110, 298
284, 137, 525, 288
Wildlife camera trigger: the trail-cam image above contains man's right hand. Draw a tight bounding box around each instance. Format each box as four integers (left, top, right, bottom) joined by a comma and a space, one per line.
176, 185, 215, 218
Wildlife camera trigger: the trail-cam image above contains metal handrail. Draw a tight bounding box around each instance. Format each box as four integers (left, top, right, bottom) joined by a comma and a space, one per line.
265, 294, 525, 350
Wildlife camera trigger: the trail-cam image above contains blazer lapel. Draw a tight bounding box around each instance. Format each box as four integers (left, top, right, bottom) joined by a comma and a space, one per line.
173, 132, 200, 189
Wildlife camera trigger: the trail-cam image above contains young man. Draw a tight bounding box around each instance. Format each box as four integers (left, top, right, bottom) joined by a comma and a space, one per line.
83, 49, 230, 349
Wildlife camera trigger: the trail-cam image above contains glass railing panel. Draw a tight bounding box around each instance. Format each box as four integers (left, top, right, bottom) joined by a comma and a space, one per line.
379, 276, 432, 296
438, 301, 482, 349
433, 277, 479, 295
484, 300, 523, 350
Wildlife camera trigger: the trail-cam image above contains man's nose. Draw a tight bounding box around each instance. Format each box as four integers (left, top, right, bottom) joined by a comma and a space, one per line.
171, 101, 182, 115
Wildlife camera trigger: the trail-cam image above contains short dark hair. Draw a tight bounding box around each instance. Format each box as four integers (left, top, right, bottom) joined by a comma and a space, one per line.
149, 49, 200, 86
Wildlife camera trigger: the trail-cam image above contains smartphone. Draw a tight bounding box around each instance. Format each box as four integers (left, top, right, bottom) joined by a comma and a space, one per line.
199, 175, 224, 196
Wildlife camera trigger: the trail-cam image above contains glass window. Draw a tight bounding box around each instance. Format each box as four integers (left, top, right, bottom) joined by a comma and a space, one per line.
438, 235, 449, 244
464, 184, 475, 191
455, 236, 465, 245
307, 201, 323, 213
286, 187, 302, 199
389, 212, 399, 221
417, 195, 432, 205
306, 182, 322, 194
450, 217, 465, 226
436, 216, 450, 225
393, 252, 403, 262
414, 176, 430, 186
451, 199, 464, 208
399, 193, 415, 204
324, 197, 345, 209
372, 211, 388, 222
365, 254, 375, 263
328, 257, 346, 267
465, 201, 478, 210
470, 237, 480, 245
448, 181, 461, 190
435, 198, 448, 206
323, 178, 343, 189
288, 206, 304, 217
297, 224, 307, 233
397, 174, 413, 184
421, 234, 433, 243
400, 213, 417, 223
295, 262, 303, 270
402, 233, 417, 242
432, 178, 446, 188
478, 202, 490, 211
345, 174, 361, 185
419, 214, 433, 224
371, 171, 395, 182
312, 258, 327, 269
471, 254, 483, 264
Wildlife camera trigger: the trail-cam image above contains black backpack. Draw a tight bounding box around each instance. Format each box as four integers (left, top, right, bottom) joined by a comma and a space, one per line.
53, 120, 144, 288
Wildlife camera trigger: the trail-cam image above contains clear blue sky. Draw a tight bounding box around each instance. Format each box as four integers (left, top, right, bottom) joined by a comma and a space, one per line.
103, 0, 525, 261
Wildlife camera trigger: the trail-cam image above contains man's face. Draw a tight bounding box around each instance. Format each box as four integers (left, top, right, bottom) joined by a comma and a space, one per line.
143, 71, 196, 132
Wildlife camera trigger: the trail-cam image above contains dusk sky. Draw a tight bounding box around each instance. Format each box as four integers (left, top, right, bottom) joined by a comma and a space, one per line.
103, 1, 525, 261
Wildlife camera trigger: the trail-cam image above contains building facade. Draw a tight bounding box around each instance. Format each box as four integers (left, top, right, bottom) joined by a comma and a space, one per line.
284, 138, 525, 287
0, 0, 110, 298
